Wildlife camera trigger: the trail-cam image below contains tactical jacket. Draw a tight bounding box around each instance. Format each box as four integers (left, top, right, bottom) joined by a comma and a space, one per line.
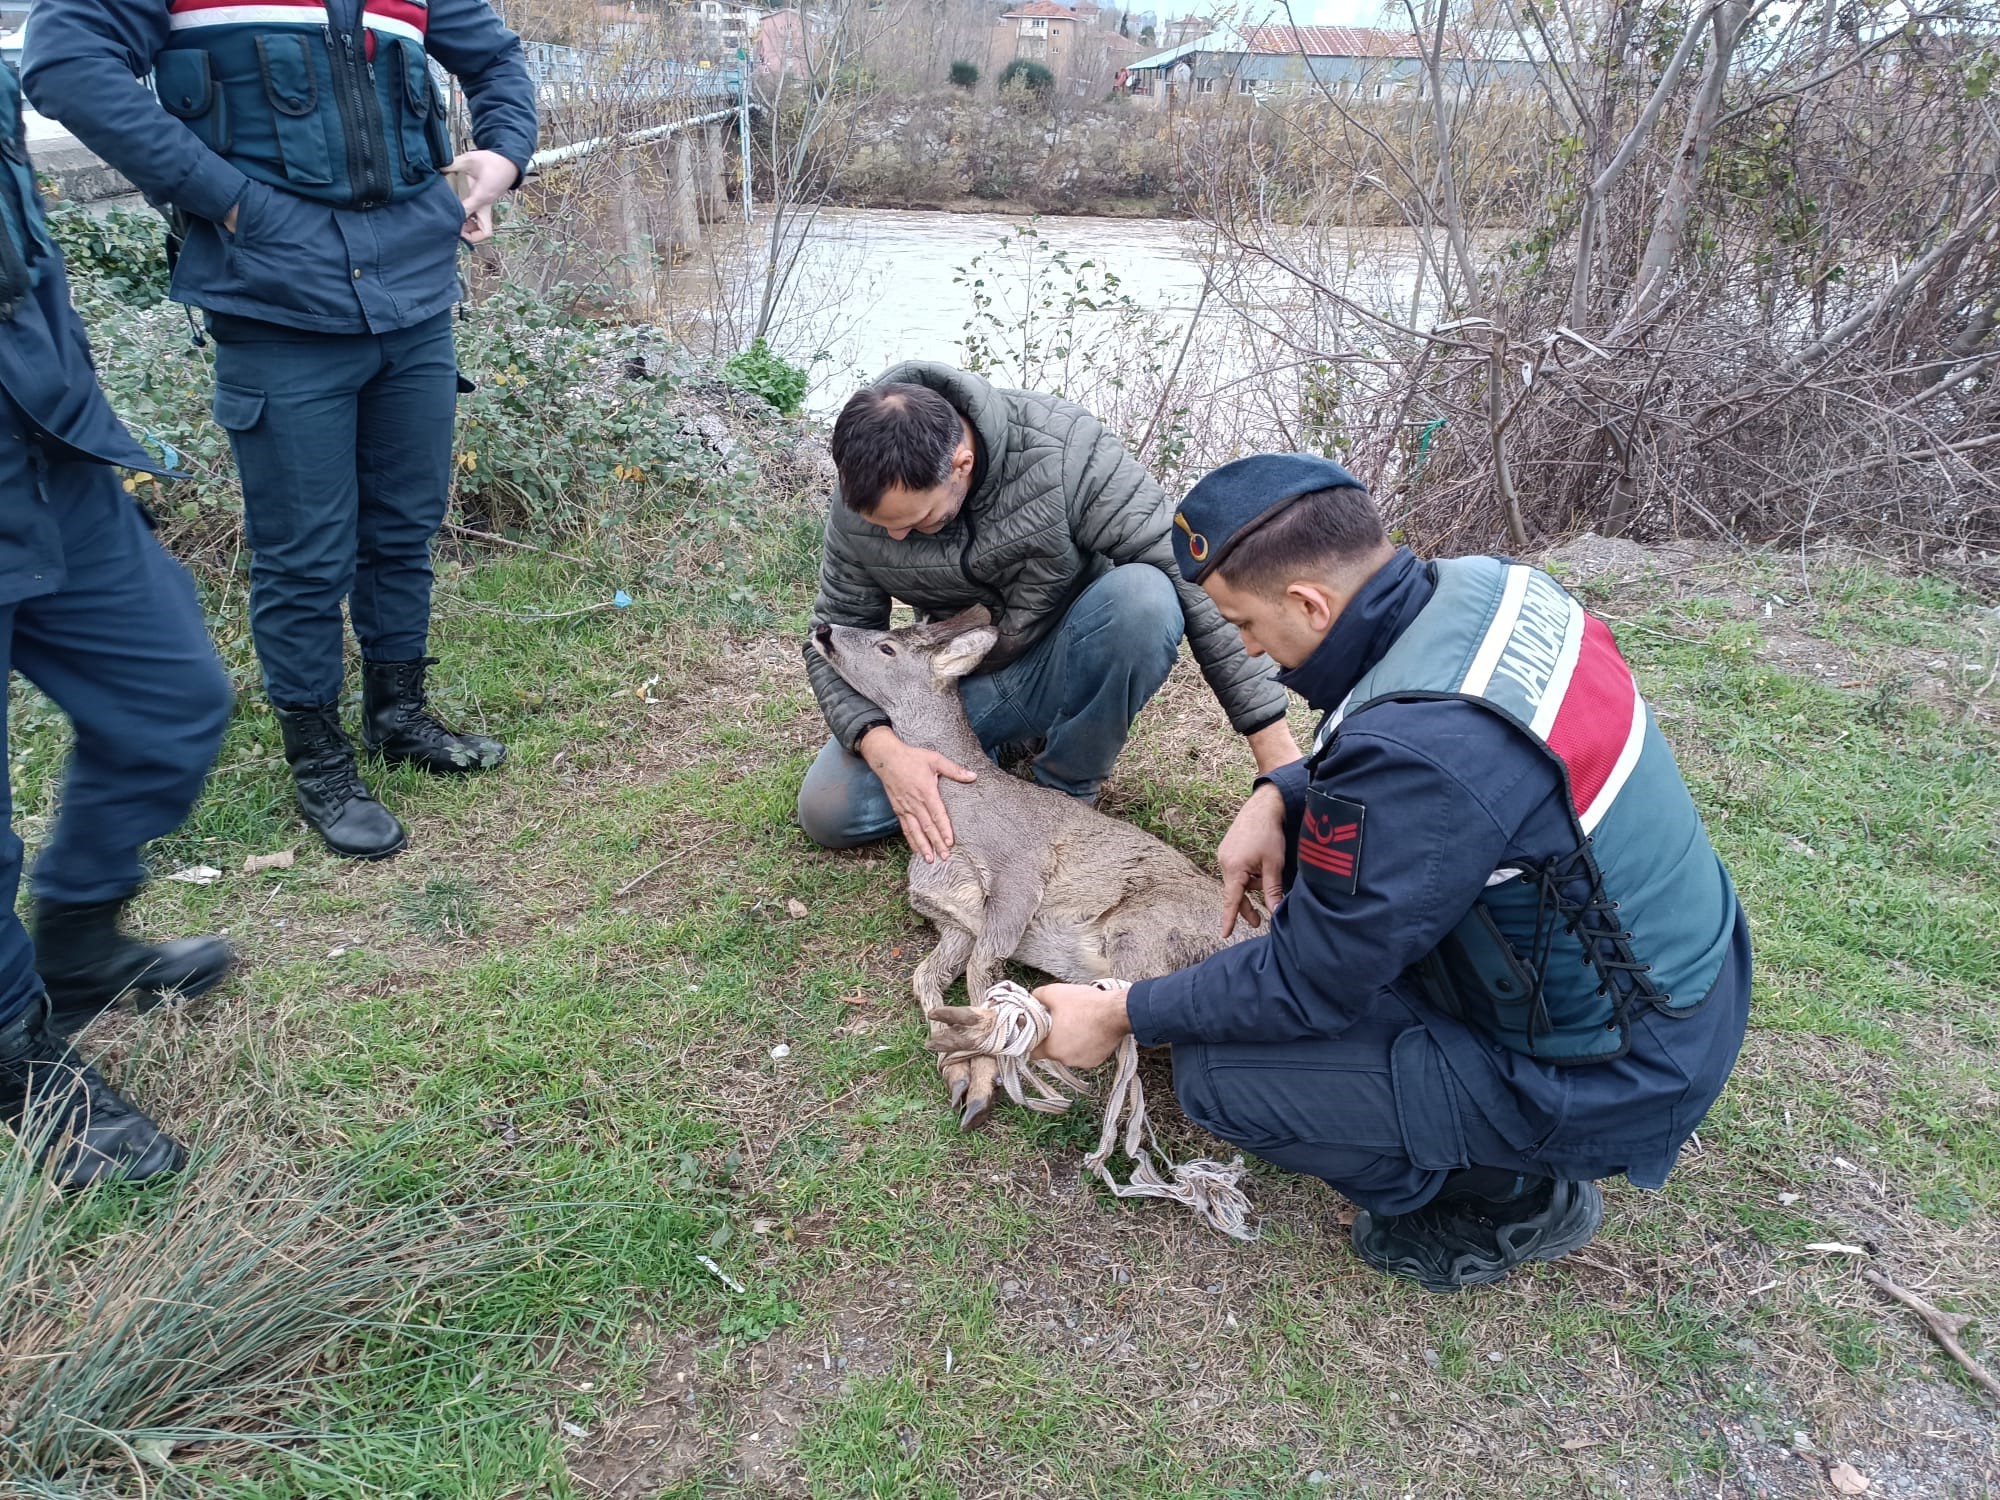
1126, 548, 1753, 1188
804, 362, 1289, 752
0, 64, 171, 606
23, 0, 535, 334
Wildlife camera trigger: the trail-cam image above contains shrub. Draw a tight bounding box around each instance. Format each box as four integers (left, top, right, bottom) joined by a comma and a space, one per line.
42, 200, 171, 316
998, 59, 1055, 97
722, 338, 810, 415
452, 285, 719, 534
948, 59, 980, 89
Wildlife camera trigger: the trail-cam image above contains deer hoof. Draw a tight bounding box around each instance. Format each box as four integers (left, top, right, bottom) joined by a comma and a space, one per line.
959, 1090, 995, 1132
945, 1068, 969, 1112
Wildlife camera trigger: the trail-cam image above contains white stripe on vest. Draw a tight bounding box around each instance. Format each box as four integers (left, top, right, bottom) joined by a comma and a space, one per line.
362, 12, 425, 41
169, 5, 333, 27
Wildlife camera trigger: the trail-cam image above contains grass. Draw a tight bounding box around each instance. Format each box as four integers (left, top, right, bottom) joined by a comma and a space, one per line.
2, 518, 1997, 1498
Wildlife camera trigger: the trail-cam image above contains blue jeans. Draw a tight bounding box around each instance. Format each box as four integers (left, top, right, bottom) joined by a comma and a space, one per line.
207, 311, 458, 706
797, 564, 1185, 849
0, 465, 233, 1026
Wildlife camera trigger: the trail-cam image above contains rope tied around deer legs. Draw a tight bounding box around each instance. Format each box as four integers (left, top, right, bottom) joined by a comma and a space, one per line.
935, 980, 1259, 1241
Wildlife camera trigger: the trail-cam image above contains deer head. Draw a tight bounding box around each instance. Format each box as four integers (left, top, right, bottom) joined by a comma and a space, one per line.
809, 606, 999, 724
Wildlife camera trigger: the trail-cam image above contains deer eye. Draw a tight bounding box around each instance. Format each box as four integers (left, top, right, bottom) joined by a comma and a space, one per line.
877, 643, 896, 656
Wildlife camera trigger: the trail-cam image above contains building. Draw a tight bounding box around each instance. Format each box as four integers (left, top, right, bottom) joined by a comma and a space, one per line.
691, 0, 763, 61
991, 0, 1141, 96
752, 5, 841, 80
1123, 23, 1535, 108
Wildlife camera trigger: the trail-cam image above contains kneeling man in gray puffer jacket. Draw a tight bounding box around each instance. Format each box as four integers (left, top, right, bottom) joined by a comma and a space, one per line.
799, 361, 1300, 861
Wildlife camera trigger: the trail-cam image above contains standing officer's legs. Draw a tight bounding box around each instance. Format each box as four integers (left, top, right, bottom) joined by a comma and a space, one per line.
15, 465, 234, 1033
795, 565, 1185, 849
209, 315, 406, 860
352, 312, 503, 776
1171, 989, 1603, 1291
0, 463, 227, 1188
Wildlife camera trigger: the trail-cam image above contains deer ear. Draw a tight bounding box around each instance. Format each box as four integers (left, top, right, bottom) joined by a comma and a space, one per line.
932, 627, 997, 681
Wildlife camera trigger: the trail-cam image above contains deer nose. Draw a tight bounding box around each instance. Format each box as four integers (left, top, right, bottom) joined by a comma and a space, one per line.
812, 622, 834, 654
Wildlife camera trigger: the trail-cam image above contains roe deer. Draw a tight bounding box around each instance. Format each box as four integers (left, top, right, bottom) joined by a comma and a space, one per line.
809, 607, 1255, 1128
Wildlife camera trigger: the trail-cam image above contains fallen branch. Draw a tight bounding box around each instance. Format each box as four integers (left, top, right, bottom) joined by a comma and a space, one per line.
613, 829, 726, 899
444, 522, 593, 567
1862, 1269, 2000, 1404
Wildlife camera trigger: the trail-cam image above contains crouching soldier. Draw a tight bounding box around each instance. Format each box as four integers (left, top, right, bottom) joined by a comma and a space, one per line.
1017, 455, 1753, 1290
0, 62, 235, 1186
26, 0, 537, 858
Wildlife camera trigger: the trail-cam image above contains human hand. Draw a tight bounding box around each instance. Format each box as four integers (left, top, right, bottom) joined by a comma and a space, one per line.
221, 202, 238, 234
860, 725, 977, 864
445, 149, 518, 243
1030, 982, 1131, 1070
1217, 782, 1287, 937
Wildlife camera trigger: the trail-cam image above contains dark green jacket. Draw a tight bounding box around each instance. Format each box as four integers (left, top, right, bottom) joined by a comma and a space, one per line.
804, 362, 1289, 752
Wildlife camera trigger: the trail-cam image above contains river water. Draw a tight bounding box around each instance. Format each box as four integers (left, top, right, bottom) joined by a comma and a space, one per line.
668, 207, 1436, 426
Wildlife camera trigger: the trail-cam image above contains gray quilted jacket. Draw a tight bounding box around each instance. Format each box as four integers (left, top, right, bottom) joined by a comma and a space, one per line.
804, 362, 1288, 752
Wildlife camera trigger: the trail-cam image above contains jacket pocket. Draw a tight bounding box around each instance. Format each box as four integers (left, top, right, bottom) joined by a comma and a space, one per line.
256, 34, 335, 187
155, 49, 231, 154
390, 40, 445, 185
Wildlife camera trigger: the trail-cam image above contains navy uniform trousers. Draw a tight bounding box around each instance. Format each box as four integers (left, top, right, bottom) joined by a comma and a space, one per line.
1169, 909, 1756, 1218
0, 450, 233, 1028
206, 310, 457, 707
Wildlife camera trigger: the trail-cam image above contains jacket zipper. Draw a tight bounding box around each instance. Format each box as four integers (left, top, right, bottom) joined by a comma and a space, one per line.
325, 21, 390, 204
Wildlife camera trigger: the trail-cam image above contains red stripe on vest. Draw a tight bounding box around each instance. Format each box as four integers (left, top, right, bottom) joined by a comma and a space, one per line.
1543, 612, 1637, 817
366, 0, 431, 32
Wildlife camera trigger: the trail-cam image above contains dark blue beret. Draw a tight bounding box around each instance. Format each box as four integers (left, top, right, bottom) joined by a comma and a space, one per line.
1170, 453, 1366, 584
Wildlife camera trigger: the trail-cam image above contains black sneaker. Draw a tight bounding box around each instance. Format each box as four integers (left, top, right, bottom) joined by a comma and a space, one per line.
361, 657, 505, 775
1351, 1177, 1603, 1292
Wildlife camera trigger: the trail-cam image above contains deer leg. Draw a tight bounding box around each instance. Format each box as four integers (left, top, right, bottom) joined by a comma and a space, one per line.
913, 922, 974, 1010
912, 922, 985, 1116
954, 881, 1045, 1132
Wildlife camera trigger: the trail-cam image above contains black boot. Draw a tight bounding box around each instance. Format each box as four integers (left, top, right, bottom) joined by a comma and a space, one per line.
1350, 1174, 1604, 1292
361, 657, 505, 775
34, 897, 235, 1036
274, 702, 408, 860
0, 1000, 186, 1188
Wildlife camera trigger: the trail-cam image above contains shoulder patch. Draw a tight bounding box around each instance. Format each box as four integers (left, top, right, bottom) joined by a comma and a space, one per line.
1299, 790, 1365, 897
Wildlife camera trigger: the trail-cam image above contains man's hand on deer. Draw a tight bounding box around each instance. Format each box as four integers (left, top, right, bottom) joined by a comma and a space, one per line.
859, 724, 977, 864
1216, 782, 1288, 937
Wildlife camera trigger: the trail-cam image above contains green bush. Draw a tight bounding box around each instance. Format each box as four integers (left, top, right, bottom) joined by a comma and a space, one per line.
452, 285, 718, 533
722, 338, 809, 415
948, 59, 980, 89
998, 59, 1055, 97
42, 200, 171, 316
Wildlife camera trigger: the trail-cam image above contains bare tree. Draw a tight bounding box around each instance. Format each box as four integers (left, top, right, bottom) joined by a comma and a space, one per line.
1176, 0, 2000, 556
